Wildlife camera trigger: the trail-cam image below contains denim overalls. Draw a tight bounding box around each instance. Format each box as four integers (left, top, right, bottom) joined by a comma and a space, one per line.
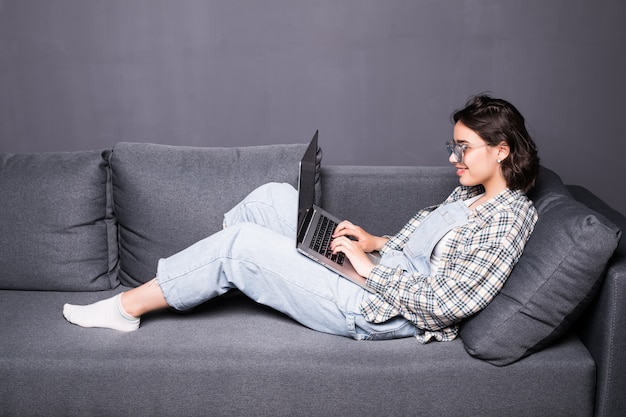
379, 200, 472, 275
156, 183, 472, 341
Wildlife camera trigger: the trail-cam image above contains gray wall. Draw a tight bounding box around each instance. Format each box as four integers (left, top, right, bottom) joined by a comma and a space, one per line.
1, 0, 624, 215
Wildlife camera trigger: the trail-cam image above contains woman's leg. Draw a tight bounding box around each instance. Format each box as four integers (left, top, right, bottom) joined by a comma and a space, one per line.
121, 278, 169, 317
157, 221, 417, 339
222, 182, 298, 237
63, 182, 417, 339
157, 222, 362, 336
62, 279, 167, 332
63, 221, 417, 339
62, 182, 298, 331
123, 182, 297, 315
63, 221, 358, 334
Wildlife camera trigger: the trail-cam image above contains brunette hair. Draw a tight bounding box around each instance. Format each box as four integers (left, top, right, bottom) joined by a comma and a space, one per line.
453, 95, 539, 193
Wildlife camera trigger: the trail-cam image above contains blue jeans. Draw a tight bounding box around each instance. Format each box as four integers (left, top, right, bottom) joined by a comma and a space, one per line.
157, 183, 418, 340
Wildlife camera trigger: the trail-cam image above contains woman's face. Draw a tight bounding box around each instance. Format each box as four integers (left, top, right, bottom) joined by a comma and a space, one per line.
450, 121, 507, 192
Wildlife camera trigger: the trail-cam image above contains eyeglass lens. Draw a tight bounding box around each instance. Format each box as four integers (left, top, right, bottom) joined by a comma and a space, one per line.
446, 141, 463, 163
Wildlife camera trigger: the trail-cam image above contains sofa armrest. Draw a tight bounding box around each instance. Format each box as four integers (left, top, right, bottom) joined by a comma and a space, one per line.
568, 185, 626, 417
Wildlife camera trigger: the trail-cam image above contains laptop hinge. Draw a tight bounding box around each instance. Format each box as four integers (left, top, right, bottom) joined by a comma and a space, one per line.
297, 208, 315, 244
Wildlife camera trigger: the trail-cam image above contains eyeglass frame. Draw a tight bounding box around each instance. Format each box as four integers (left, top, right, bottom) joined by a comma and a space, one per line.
446, 140, 490, 164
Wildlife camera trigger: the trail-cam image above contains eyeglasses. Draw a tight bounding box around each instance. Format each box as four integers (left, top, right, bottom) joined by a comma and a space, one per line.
446, 140, 489, 164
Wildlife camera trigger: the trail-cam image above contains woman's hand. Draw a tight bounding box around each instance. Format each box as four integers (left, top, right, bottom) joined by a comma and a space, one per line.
329, 236, 376, 278
332, 220, 388, 253
330, 221, 389, 278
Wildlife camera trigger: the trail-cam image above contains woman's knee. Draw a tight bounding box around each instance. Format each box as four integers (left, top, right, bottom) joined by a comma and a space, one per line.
223, 182, 297, 230
226, 222, 290, 259
248, 182, 296, 204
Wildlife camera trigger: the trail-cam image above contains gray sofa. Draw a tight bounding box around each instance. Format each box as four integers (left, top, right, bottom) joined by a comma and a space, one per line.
1, 142, 624, 417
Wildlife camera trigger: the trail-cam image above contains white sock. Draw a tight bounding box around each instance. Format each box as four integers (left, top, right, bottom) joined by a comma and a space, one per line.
63, 294, 140, 332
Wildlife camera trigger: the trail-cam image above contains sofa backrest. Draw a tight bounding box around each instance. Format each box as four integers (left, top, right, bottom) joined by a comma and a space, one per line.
110, 142, 317, 287
0, 150, 118, 291
320, 165, 459, 237
0, 142, 319, 291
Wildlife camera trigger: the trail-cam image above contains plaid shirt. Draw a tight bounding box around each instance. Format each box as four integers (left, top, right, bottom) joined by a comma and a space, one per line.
361, 185, 537, 343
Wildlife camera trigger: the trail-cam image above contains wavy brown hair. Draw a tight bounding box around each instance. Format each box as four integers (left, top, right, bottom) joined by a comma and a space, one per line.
453, 95, 539, 193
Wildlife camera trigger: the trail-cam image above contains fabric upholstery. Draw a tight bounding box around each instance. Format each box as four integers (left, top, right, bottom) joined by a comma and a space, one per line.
0, 150, 117, 291
110, 142, 318, 286
320, 165, 459, 236
0, 289, 595, 417
460, 167, 621, 365
567, 184, 626, 417
1, 155, 624, 416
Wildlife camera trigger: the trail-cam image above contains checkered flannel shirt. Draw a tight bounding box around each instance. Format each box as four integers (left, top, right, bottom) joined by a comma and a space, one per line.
361, 185, 538, 343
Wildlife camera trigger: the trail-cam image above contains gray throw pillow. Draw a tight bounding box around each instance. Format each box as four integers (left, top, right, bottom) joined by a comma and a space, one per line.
0, 150, 118, 291
111, 142, 320, 287
460, 167, 621, 365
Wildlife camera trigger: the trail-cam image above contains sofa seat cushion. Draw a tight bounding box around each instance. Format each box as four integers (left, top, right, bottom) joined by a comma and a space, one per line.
0, 289, 595, 417
0, 150, 117, 291
110, 142, 318, 287
460, 167, 621, 365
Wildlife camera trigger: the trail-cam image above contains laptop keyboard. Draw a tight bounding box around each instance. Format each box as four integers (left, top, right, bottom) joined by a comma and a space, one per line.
310, 215, 345, 265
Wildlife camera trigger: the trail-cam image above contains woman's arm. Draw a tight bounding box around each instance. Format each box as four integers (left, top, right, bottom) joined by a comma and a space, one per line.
330, 221, 388, 277
332, 220, 389, 253
363, 208, 535, 331
330, 205, 440, 277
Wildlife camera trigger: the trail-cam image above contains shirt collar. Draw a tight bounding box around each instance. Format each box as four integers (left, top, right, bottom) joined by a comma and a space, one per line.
471, 188, 524, 219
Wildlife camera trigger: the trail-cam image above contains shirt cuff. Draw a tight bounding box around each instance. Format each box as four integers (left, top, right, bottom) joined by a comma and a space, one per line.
366, 263, 400, 293
378, 236, 394, 256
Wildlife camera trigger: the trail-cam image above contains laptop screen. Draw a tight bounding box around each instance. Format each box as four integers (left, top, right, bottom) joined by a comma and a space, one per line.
297, 131, 318, 235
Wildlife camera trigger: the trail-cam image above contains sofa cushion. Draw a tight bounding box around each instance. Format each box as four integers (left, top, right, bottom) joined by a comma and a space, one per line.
320, 165, 459, 237
460, 167, 621, 365
111, 142, 319, 287
0, 289, 596, 417
0, 150, 118, 291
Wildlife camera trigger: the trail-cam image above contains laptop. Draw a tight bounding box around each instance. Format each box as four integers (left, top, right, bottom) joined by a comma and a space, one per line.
296, 131, 380, 292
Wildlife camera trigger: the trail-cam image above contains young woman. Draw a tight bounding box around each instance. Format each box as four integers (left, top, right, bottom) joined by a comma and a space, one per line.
63, 95, 539, 343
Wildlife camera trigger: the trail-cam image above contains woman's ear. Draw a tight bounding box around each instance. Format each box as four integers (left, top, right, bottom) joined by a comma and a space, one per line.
497, 141, 510, 162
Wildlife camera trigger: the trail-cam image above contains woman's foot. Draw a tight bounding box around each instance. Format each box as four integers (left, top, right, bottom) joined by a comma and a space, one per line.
63, 294, 140, 332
